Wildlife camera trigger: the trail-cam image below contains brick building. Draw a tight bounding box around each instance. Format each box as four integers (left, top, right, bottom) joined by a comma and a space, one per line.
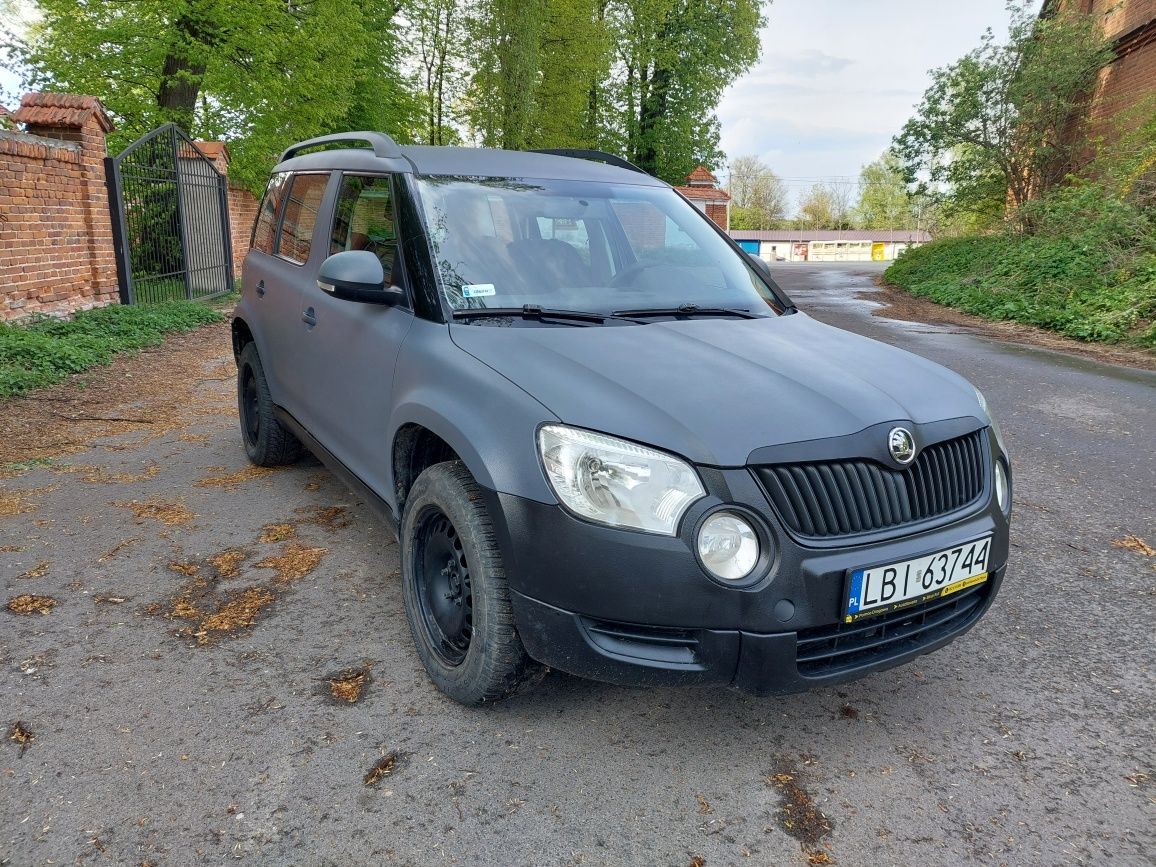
1044, 0, 1156, 142
674, 166, 730, 230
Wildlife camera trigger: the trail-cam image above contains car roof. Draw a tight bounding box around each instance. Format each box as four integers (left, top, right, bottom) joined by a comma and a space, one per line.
273, 144, 668, 187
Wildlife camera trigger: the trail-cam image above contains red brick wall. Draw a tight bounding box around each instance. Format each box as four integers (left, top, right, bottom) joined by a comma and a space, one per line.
1055, 0, 1156, 143
705, 203, 729, 231
1090, 19, 1156, 140
0, 110, 117, 321
228, 185, 259, 275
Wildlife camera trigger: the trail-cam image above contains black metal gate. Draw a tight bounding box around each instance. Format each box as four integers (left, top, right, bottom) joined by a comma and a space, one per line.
104, 124, 234, 304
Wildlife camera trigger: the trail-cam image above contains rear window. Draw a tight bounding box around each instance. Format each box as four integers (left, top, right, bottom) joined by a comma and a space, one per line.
252, 173, 288, 255
276, 173, 329, 264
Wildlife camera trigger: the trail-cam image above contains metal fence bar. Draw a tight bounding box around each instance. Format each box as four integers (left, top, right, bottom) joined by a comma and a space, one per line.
103, 122, 234, 305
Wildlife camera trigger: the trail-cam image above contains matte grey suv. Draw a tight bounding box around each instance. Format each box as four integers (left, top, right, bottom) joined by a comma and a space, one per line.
233, 132, 1012, 704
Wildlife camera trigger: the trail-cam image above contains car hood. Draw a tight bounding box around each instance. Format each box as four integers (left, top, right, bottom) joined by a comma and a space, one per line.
450, 312, 983, 466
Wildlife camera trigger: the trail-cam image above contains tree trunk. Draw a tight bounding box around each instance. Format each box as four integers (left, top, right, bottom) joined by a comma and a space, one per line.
157, 51, 205, 131
637, 64, 671, 176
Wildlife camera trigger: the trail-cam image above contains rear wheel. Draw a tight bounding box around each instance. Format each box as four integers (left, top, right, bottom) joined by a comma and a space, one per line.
236, 342, 303, 467
401, 461, 541, 704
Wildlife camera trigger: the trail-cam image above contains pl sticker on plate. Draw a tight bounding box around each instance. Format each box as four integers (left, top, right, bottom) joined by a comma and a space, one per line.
462, 283, 496, 298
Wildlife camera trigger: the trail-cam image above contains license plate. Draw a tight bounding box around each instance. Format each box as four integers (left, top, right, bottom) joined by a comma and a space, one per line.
844, 536, 992, 623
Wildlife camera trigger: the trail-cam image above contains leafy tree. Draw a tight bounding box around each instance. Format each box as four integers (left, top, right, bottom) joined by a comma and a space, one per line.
533, 0, 612, 148
893, 3, 1111, 222
854, 152, 914, 229
409, 0, 468, 145
465, 0, 547, 149
726, 154, 788, 228
608, 0, 765, 183
796, 182, 852, 230
796, 184, 834, 229
16, 0, 419, 189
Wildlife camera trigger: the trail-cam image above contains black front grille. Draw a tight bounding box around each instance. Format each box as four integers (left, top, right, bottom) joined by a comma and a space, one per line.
754, 430, 987, 539
796, 582, 988, 676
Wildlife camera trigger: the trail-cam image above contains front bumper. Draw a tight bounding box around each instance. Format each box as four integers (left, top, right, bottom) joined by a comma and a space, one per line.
513, 570, 1001, 695
484, 456, 1010, 695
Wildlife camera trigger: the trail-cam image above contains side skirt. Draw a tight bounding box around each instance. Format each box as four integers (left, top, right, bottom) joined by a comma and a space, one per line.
274, 405, 400, 541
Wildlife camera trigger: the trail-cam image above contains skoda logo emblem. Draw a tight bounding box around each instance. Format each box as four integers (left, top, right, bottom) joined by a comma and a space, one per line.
888, 427, 916, 465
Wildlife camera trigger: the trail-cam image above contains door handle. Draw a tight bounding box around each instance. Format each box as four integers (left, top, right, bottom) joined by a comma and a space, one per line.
255, 280, 266, 297
302, 307, 317, 327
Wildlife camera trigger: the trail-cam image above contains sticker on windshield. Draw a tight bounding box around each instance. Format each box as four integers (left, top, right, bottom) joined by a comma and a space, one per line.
462, 283, 496, 298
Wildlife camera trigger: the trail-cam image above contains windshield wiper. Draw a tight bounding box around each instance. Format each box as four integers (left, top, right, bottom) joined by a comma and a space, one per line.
611, 304, 759, 320
452, 305, 640, 325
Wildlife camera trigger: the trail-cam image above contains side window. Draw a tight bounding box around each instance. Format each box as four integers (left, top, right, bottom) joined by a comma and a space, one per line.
252, 173, 288, 255
329, 175, 398, 283
276, 173, 329, 265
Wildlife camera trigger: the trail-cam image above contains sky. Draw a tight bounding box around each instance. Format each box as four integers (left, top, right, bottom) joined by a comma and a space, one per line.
717, 0, 1038, 204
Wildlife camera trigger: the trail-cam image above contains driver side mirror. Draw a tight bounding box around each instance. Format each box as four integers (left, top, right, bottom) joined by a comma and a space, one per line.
317, 250, 404, 305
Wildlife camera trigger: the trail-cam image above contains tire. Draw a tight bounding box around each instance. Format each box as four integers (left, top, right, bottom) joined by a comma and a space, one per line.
400, 461, 541, 704
236, 342, 303, 467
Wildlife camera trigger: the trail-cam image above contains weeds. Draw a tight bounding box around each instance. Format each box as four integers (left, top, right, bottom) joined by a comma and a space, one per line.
0, 302, 224, 398
885, 182, 1156, 349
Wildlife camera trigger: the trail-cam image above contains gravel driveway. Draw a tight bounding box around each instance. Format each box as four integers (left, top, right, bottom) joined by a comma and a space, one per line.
2, 272, 1154, 866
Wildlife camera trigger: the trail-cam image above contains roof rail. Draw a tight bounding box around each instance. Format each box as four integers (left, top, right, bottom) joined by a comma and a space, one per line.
531, 148, 650, 176
280, 131, 403, 163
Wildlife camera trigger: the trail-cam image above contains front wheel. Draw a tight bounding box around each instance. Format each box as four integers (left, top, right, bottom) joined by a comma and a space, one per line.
400, 461, 541, 704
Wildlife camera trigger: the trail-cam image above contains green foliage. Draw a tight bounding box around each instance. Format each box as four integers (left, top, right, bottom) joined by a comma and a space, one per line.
726, 155, 787, 229
795, 182, 853, 230
15, 0, 763, 186
611, 0, 765, 183
463, 0, 765, 181
885, 182, 1156, 349
0, 302, 224, 398
854, 152, 917, 230
17, 0, 420, 191
893, 4, 1111, 221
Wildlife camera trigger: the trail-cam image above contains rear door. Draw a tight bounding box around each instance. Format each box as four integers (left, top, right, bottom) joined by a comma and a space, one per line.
251, 170, 333, 415
242, 173, 297, 401
292, 172, 415, 496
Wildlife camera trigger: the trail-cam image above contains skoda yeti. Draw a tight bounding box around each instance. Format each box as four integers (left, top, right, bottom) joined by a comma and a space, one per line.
232, 132, 1012, 704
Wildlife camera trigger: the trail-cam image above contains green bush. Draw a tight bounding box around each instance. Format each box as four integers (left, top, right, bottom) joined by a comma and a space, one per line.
0, 302, 224, 398
885, 182, 1156, 349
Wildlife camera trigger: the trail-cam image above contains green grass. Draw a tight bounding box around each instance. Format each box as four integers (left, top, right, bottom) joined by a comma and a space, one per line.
0, 302, 225, 399
885, 185, 1156, 350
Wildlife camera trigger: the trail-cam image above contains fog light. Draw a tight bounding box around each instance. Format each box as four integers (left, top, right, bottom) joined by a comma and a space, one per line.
697, 512, 760, 581
994, 460, 1010, 513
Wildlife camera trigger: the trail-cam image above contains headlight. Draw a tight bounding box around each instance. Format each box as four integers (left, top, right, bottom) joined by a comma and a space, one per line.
994, 460, 1011, 514
697, 511, 760, 581
537, 425, 705, 535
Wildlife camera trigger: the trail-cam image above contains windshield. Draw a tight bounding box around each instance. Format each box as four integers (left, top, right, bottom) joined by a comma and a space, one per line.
415, 176, 784, 317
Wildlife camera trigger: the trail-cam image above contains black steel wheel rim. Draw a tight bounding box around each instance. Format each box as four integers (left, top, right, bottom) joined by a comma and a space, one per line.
241, 366, 260, 447
413, 507, 473, 666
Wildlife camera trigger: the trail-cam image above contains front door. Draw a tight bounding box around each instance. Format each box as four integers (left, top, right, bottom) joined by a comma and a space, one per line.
292, 173, 415, 499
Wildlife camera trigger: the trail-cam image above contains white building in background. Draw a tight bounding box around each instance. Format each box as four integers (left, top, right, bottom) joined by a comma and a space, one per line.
730, 229, 931, 263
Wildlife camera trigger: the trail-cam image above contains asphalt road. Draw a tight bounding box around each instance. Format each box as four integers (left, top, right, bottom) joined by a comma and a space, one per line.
2, 262, 1154, 866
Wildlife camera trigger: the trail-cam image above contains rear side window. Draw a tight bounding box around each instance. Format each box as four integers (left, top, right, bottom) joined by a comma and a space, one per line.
276, 173, 329, 264
330, 174, 398, 283
252, 173, 288, 255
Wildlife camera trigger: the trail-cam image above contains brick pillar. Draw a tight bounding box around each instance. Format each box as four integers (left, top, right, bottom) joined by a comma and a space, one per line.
76, 106, 118, 309
4, 93, 118, 318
